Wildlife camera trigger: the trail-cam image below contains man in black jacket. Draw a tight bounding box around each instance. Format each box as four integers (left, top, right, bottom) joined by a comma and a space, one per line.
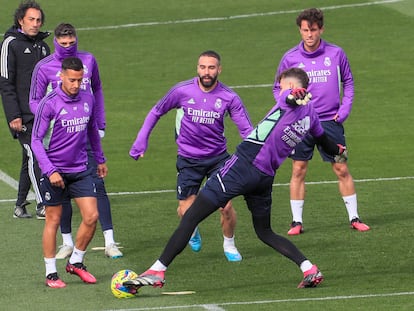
0, 1, 50, 219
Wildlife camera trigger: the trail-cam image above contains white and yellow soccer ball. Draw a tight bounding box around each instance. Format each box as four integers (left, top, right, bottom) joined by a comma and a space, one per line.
111, 269, 139, 298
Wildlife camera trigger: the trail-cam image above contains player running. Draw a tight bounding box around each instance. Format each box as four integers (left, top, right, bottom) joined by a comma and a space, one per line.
129, 50, 253, 261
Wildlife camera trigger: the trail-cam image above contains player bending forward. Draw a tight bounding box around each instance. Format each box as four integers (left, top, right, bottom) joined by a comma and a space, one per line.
124, 67, 347, 289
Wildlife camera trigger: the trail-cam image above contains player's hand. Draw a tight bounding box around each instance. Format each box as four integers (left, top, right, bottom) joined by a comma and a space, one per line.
334, 144, 348, 163
286, 88, 312, 106
49, 172, 65, 189
9, 117, 24, 132
129, 146, 146, 160
97, 163, 108, 178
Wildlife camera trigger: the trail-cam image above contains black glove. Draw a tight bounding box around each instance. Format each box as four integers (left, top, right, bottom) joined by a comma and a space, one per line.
334, 144, 348, 163
286, 88, 312, 106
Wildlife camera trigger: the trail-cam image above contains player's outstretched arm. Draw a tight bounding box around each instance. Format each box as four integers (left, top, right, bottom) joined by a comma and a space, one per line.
129, 109, 160, 160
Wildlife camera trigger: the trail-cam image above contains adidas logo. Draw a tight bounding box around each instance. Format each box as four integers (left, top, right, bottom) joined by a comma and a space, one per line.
60, 108, 68, 115
187, 98, 195, 104
24, 48, 31, 54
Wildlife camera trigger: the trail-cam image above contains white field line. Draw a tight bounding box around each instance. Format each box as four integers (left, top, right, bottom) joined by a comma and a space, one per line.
0, 169, 35, 201
200, 305, 225, 311
229, 83, 272, 89
102, 291, 414, 311
98, 175, 414, 197
0, 170, 413, 203
74, 0, 402, 32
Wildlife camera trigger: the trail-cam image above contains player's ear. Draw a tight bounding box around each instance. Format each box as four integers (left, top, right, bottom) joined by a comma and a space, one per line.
320, 26, 325, 35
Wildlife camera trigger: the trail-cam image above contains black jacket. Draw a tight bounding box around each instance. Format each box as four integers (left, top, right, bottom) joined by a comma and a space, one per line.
0, 26, 50, 137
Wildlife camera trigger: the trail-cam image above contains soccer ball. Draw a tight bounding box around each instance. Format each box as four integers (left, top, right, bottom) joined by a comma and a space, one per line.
111, 269, 139, 298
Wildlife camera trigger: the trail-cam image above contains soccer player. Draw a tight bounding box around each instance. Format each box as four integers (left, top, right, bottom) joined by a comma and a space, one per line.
0, 0, 50, 219
30, 23, 122, 259
31, 57, 107, 288
129, 50, 253, 261
124, 68, 346, 289
273, 8, 370, 235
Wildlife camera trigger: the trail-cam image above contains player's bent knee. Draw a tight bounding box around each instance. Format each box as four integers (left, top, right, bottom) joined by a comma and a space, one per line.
83, 212, 99, 226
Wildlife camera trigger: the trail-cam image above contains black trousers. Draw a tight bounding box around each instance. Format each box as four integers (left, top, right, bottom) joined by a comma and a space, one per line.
15, 122, 42, 207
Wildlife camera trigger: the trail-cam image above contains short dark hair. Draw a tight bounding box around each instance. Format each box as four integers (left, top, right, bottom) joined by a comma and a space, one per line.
54, 23, 76, 38
14, 1, 45, 28
296, 8, 324, 29
277, 68, 309, 89
199, 50, 221, 64
62, 57, 83, 71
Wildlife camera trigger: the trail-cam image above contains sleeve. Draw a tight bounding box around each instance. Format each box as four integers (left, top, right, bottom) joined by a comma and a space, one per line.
88, 102, 106, 164
90, 57, 106, 130
310, 109, 341, 156
129, 86, 179, 160
336, 50, 354, 123
29, 63, 49, 114
228, 95, 253, 139
129, 107, 161, 160
31, 99, 57, 176
0, 38, 21, 122
314, 132, 341, 156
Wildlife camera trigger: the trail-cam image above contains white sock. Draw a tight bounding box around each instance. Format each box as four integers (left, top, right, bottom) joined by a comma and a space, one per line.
103, 229, 115, 247
149, 260, 167, 271
62, 233, 74, 247
290, 200, 304, 223
300, 260, 313, 273
223, 235, 237, 252
69, 247, 86, 264
190, 226, 199, 238
343, 194, 358, 221
44, 257, 57, 276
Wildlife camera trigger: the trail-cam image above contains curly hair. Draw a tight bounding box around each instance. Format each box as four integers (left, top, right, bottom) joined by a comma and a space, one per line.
296, 8, 323, 29
14, 1, 45, 28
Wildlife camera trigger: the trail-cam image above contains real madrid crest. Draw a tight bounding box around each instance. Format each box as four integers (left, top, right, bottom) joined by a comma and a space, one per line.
84, 102, 90, 113
215, 98, 222, 109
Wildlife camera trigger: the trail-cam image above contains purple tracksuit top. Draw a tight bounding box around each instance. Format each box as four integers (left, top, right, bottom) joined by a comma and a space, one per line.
236, 90, 324, 176
130, 77, 253, 159
31, 85, 105, 177
30, 39, 106, 130
273, 39, 354, 123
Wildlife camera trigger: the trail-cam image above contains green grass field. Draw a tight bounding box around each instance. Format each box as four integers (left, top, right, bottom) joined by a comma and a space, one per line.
1, 0, 413, 310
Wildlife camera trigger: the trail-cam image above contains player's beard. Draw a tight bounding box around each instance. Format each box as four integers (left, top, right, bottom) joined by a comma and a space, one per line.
199, 74, 218, 89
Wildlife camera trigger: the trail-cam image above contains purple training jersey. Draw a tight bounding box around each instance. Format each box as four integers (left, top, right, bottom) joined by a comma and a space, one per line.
30, 38, 106, 130
130, 77, 253, 159
236, 90, 324, 176
31, 85, 105, 177
273, 39, 354, 123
